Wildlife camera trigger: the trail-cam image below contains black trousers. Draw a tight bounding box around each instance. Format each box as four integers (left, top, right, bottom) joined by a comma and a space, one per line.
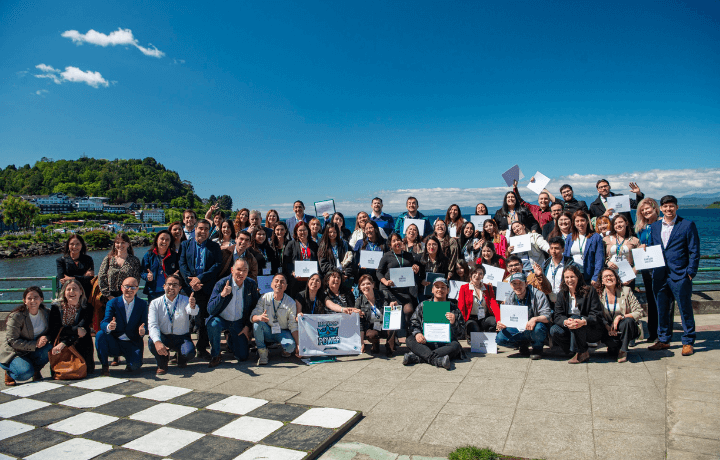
406, 335, 462, 363
641, 270, 657, 340
466, 316, 497, 335
194, 290, 211, 351
602, 317, 640, 353
551, 315, 604, 354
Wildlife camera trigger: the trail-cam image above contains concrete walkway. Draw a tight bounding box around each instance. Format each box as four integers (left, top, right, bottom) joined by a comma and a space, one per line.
2, 314, 719, 460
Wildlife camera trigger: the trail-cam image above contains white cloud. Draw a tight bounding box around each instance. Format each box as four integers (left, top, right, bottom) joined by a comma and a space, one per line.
173, 58, 185, 65
61, 28, 165, 58
34, 63, 109, 88
35, 89, 49, 96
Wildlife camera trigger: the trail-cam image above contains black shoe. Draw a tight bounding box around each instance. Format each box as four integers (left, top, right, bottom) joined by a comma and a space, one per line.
434, 355, 451, 370
197, 350, 211, 360
403, 352, 420, 366
530, 348, 543, 360
124, 365, 134, 373
519, 344, 530, 356
208, 356, 222, 368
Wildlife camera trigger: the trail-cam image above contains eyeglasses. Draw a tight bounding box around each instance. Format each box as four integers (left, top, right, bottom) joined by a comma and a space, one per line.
165, 283, 181, 288
122, 285, 139, 290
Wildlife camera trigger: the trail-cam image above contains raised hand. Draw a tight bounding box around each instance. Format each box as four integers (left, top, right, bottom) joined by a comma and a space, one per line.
138, 323, 146, 337
628, 182, 641, 194
221, 280, 232, 297
188, 292, 196, 308
146, 269, 154, 282
108, 316, 117, 331
155, 341, 169, 356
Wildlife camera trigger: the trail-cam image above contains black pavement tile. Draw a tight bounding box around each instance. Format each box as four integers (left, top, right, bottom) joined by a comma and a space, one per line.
262, 423, 335, 451
92, 396, 159, 417
10, 405, 82, 427
30, 385, 92, 403
102, 381, 153, 395
246, 403, 310, 422
168, 410, 239, 433
171, 435, 253, 460
94, 447, 163, 459
85, 419, 158, 446
168, 391, 228, 408
0, 428, 72, 458
0, 393, 17, 404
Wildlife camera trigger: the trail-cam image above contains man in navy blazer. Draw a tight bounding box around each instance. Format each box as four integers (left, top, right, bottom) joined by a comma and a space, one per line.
179, 219, 223, 358
648, 195, 700, 355
96, 277, 148, 376
285, 200, 314, 239
206, 258, 260, 367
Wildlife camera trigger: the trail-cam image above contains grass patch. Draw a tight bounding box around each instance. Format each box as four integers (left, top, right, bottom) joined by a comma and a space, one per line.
448, 446, 544, 460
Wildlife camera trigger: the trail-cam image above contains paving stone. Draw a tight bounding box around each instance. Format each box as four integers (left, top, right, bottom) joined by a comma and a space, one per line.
263, 423, 336, 451
123, 426, 204, 457
30, 385, 92, 403
1, 381, 63, 398
0, 398, 50, 418
102, 380, 153, 395
25, 437, 112, 460
92, 396, 159, 417
0, 428, 73, 458
171, 434, 253, 460
246, 402, 310, 422
84, 418, 159, 445
168, 390, 230, 408
168, 409, 239, 433
0, 420, 34, 441
10, 404, 82, 427
128, 402, 196, 425
47, 412, 118, 435
93, 448, 163, 459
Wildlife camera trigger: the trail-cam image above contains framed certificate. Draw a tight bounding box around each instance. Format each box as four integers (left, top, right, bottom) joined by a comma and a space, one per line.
389, 267, 415, 287
294, 261, 319, 278
359, 250, 382, 269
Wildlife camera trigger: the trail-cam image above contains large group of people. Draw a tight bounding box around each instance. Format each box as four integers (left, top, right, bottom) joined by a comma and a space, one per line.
1, 177, 701, 384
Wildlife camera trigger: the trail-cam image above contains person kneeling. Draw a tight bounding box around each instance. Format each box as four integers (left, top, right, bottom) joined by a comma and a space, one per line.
252, 274, 299, 365
496, 272, 552, 360
147, 274, 199, 375
404, 278, 464, 370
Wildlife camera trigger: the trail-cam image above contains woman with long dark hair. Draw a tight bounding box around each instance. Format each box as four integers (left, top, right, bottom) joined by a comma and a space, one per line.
444, 204, 465, 238
284, 221, 319, 296
56, 234, 95, 299
416, 235, 449, 303
169, 220, 187, 254
493, 191, 540, 233
271, 221, 291, 273
353, 220, 387, 284
604, 214, 640, 288
48, 279, 95, 375
477, 241, 506, 271
141, 229, 181, 302
378, 232, 419, 330
295, 273, 324, 316
458, 221, 480, 264
480, 219, 509, 259
563, 211, 604, 287
323, 270, 357, 315
319, 223, 352, 279
431, 220, 459, 279
251, 227, 278, 275
213, 219, 236, 250
599, 268, 644, 363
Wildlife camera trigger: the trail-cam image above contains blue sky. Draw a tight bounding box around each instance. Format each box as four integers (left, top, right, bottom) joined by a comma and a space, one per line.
2, 0, 719, 215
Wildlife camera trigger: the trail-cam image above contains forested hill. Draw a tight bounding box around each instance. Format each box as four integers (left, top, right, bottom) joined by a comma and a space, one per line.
0, 157, 195, 204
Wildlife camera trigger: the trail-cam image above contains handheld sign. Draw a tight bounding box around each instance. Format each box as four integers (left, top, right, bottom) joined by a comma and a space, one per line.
495, 281, 513, 301
470, 215, 492, 228
359, 250, 381, 269
509, 234, 532, 254
389, 267, 415, 287
314, 199, 336, 218
501, 304, 529, 331
257, 275, 274, 294
482, 264, 506, 287
448, 281, 468, 300
527, 172, 551, 195
404, 218, 427, 236
383, 306, 402, 330
606, 195, 631, 214
471, 332, 498, 354
502, 164, 524, 187
294, 261, 319, 278
424, 273, 444, 296
615, 259, 636, 283
422, 301, 451, 343
448, 227, 457, 238
631, 245, 666, 270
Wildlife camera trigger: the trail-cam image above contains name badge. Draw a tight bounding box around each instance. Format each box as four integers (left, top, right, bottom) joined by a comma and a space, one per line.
263, 268, 272, 275
373, 321, 382, 331
277, 267, 283, 273
271, 323, 281, 334
573, 254, 584, 266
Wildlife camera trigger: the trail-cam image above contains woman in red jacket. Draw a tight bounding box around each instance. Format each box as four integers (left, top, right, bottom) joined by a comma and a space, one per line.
458, 265, 501, 338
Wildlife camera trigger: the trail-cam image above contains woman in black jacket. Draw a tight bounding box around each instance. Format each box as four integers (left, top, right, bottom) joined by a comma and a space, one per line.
251, 227, 278, 275
355, 274, 400, 356
377, 233, 419, 329
493, 191, 540, 234
550, 265, 605, 364
352, 220, 387, 285
48, 279, 95, 375
56, 235, 95, 299
318, 223, 352, 280
283, 221, 319, 296
416, 236, 449, 303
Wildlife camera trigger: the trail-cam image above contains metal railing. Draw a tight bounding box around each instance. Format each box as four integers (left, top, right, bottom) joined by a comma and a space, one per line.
0, 276, 58, 304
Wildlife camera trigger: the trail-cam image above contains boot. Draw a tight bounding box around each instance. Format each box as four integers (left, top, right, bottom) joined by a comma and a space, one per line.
434, 355, 451, 370
32, 371, 43, 381
5, 372, 16, 386
257, 348, 269, 365
402, 352, 420, 366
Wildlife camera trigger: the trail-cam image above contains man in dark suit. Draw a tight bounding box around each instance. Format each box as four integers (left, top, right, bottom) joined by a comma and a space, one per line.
179, 219, 223, 358
541, 202, 564, 240
285, 200, 314, 238
588, 179, 644, 229
96, 277, 148, 376
648, 196, 700, 356
206, 258, 260, 367
552, 184, 589, 215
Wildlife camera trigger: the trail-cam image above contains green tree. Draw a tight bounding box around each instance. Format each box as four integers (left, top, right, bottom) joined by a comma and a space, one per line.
0, 196, 39, 228
217, 194, 233, 211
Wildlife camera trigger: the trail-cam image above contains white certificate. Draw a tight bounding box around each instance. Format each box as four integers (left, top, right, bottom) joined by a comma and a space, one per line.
359, 250, 382, 269
509, 234, 532, 254
383, 306, 402, 330
448, 281, 468, 300
389, 267, 415, 287
257, 275, 274, 294
615, 259, 636, 283
495, 281, 513, 301
606, 195, 631, 213
423, 323, 451, 343
314, 199, 336, 217
470, 215, 492, 229
448, 227, 457, 238
482, 264, 506, 287
527, 171, 551, 195
501, 304, 529, 331
632, 245, 666, 270
470, 332, 498, 354
294, 261, 318, 277
404, 218, 426, 236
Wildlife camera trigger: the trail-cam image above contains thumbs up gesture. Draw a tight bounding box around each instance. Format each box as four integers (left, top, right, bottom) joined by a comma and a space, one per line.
189, 292, 196, 308
139, 323, 146, 337
221, 280, 232, 297
260, 309, 270, 323
146, 269, 154, 282
108, 317, 117, 331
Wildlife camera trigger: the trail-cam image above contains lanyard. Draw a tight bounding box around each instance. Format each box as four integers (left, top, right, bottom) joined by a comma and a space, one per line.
299, 242, 310, 260
272, 294, 284, 320
393, 251, 404, 267
547, 262, 562, 290
615, 237, 626, 258
311, 298, 317, 314
577, 235, 587, 256
370, 303, 380, 319
331, 245, 339, 259
513, 291, 530, 307
367, 242, 379, 251
163, 295, 178, 324
605, 292, 618, 317
260, 249, 269, 262
509, 210, 516, 222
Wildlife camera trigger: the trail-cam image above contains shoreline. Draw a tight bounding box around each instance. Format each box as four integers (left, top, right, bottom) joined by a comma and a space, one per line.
0, 234, 152, 259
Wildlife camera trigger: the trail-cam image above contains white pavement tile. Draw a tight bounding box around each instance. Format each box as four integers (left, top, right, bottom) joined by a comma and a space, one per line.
206, 395, 268, 415
133, 385, 193, 401
212, 416, 283, 442
60, 391, 125, 408
0, 454, 15, 460
0, 398, 50, 418
234, 445, 306, 460
47, 412, 118, 435
291, 407, 356, 428
1, 381, 63, 398
123, 427, 204, 456
129, 403, 197, 425
0, 420, 34, 440
70, 377, 128, 390
25, 438, 112, 460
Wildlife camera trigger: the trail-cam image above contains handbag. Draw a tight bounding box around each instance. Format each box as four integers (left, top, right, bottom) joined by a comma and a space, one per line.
49, 328, 87, 380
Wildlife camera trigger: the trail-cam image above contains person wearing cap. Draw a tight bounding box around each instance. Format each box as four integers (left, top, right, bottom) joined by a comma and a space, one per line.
495, 271, 552, 359
404, 277, 465, 370
502, 255, 551, 298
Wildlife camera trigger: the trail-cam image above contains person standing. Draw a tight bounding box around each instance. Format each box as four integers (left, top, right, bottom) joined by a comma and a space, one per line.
393, 196, 433, 238
635, 197, 661, 342
286, 201, 314, 237
56, 235, 95, 299
370, 197, 394, 239
588, 179, 644, 229
542, 202, 564, 241
141, 230, 181, 303
648, 196, 700, 356
183, 209, 197, 241
513, 180, 555, 229
552, 184, 589, 215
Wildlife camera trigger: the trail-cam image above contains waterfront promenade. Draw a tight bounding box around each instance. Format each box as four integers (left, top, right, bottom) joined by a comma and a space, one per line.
1, 313, 718, 460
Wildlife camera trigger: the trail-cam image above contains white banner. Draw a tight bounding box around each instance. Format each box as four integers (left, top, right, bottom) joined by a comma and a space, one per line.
297, 313, 362, 357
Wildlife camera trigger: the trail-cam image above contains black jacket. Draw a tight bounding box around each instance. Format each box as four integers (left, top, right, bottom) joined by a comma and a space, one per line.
56, 254, 95, 299
554, 198, 589, 215
493, 206, 540, 233
283, 240, 319, 277
553, 287, 604, 328
318, 240, 352, 279
354, 289, 398, 331
588, 191, 644, 225
409, 300, 465, 341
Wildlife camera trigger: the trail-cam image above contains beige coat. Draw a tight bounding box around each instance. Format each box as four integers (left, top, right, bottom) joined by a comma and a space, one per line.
0, 306, 50, 366
600, 286, 644, 339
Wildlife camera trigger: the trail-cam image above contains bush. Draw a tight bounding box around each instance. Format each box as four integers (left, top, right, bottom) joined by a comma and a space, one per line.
449, 446, 499, 460
83, 230, 113, 249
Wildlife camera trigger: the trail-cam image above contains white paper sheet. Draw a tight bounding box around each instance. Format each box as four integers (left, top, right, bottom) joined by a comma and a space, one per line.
359, 250, 382, 269
470, 215, 492, 229
403, 218, 427, 236
495, 281, 513, 301
389, 267, 415, 287
509, 234, 532, 254
614, 259, 636, 283
382, 306, 402, 330
500, 304, 528, 331
423, 323, 451, 343
527, 172, 551, 195
482, 264, 506, 287
294, 261, 319, 277
448, 227, 457, 238
632, 245, 666, 270
314, 199, 336, 217
448, 281, 469, 300
606, 195, 631, 214
470, 332, 498, 354
257, 275, 274, 294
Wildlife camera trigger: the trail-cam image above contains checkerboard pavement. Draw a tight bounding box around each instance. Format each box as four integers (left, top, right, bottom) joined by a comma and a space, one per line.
0, 378, 360, 460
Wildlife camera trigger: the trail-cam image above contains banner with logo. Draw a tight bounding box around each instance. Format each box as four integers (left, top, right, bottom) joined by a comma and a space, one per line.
297, 313, 362, 357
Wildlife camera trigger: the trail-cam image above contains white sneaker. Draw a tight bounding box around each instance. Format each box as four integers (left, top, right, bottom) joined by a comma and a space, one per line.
257, 348, 269, 365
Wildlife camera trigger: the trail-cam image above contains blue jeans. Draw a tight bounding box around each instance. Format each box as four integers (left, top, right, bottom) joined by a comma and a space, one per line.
253, 321, 295, 353
0, 343, 52, 381
95, 330, 143, 370
148, 333, 195, 369
496, 322, 549, 351
655, 276, 695, 345
206, 316, 249, 361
